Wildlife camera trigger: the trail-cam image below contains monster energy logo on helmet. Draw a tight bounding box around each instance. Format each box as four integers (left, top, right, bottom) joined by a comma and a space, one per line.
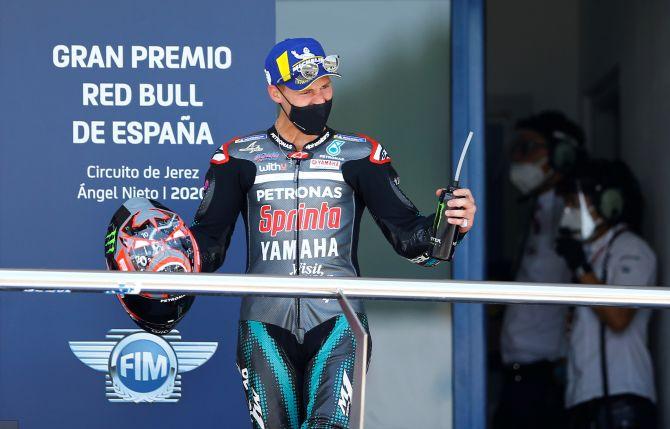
105, 229, 117, 254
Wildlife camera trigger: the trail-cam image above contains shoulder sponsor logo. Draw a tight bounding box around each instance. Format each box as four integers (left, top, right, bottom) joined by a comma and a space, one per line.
70, 329, 217, 403
326, 140, 345, 156
334, 134, 366, 143
235, 134, 267, 144
310, 159, 341, 170
239, 142, 263, 153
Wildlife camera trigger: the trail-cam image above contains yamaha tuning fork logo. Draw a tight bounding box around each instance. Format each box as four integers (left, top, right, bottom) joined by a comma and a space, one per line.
70, 329, 218, 403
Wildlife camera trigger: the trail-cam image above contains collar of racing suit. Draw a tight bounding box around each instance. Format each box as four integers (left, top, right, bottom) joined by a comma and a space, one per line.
267, 126, 334, 153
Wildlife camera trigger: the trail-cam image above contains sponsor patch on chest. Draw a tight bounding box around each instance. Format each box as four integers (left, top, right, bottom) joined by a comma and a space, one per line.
258, 162, 288, 173
309, 159, 341, 170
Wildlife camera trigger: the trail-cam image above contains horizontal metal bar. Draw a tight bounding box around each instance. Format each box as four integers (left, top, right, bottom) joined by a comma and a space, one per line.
0, 268, 668, 307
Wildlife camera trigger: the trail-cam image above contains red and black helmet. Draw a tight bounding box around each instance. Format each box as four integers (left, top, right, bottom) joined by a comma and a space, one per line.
105, 198, 199, 335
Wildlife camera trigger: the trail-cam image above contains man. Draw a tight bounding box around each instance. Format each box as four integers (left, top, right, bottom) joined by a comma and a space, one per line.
495, 112, 585, 429
555, 159, 656, 429
190, 38, 477, 429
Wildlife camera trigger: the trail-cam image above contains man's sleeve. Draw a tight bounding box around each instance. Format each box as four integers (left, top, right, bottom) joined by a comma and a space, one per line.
607, 235, 657, 286
342, 138, 442, 267
190, 140, 254, 273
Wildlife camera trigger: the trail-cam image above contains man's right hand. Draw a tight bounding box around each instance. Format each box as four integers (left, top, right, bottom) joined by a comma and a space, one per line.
438, 187, 477, 234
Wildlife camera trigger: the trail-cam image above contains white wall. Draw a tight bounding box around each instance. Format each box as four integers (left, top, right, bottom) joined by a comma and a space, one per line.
277, 2, 453, 428
581, 2, 670, 427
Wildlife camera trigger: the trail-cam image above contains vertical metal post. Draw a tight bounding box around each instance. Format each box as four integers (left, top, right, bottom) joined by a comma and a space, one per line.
452, 0, 487, 427
337, 290, 369, 429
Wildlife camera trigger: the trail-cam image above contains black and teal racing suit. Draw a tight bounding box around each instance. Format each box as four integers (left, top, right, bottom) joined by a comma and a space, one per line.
191, 126, 451, 428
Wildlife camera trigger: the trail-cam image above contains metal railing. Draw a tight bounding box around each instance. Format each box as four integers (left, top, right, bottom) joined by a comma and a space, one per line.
1, 268, 669, 429
2, 268, 669, 306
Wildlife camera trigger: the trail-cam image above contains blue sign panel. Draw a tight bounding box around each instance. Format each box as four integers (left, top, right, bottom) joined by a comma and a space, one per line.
0, 0, 275, 427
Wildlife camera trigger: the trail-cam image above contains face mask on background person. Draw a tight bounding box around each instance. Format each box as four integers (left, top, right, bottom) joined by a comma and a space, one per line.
559, 206, 582, 239
509, 157, 550, 195
558, 191, 600, 241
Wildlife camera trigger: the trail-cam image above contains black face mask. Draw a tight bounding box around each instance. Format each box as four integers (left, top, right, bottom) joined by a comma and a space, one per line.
277, 89, 332, 135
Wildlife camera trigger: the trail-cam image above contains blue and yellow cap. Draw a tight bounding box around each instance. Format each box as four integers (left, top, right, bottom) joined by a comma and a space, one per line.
264, 38, 341, 90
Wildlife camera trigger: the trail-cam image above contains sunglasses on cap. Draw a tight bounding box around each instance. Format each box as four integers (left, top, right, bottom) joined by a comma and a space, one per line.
293, 55, 340, 81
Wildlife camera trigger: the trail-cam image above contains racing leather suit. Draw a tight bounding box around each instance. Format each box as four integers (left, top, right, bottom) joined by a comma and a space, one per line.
191, 126, 447, 428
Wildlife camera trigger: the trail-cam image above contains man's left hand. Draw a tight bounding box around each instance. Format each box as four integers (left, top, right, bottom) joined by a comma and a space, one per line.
437, 188, 477, 234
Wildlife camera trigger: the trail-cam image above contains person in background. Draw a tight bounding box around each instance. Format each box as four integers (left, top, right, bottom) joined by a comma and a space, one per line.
494, 111, 586, 429
556, 159, 656, 429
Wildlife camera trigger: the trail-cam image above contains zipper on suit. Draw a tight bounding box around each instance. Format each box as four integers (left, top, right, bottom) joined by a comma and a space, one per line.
293, 158, 302, 334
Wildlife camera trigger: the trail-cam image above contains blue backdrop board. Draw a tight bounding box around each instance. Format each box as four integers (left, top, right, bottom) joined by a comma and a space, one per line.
0, 1, 275, 427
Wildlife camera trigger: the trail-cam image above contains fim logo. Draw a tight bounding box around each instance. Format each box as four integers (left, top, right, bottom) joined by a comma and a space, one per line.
69, 329, 217, 403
